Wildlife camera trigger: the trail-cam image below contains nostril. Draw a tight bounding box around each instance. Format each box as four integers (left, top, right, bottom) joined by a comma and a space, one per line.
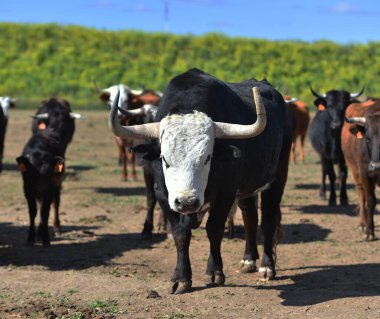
174, 198, 183, 209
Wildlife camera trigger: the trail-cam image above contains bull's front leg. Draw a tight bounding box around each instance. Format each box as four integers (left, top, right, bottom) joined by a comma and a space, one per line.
204, 198, 233, 287
338, 160, 348, 206
167, 212, 193, 294
25, 191, 37, 245
38, 195, 53, 246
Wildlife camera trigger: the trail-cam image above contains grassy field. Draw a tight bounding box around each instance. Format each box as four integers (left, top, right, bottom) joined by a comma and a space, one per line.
0, 110, 379, 319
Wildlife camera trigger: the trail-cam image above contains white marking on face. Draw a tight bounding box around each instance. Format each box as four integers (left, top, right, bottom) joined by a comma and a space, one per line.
160, 111, 214, 213
102, 84, 131, 112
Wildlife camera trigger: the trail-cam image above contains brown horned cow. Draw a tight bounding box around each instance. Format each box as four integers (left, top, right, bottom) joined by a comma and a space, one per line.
97, 84, 161, 181
284, 95, 310, 163
342, 99, 380, 240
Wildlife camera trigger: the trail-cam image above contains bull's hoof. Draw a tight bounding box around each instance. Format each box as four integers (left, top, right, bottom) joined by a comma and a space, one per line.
258, 266, 276, 281
365, 233, 376, 241
328, 200, 336, 206
169, 280, 192, 294
204, 272, 225, 286
319, 193, 326, 200
340, 198, 348, 206
141, 232, 153, 240
239, 259, 257, 273
53, 226, 62, 237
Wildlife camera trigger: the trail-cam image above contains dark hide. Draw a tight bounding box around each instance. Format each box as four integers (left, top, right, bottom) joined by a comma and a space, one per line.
16, 130, 65, 246
309, 90, 360, 206
32, 98, 75, 156
145, 69, 292, 293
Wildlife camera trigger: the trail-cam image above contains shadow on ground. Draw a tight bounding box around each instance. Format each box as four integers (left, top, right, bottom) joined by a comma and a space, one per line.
226, 223, 331, 244
0, 222, 166, 270
258, 263, 380, 306
95, 187, 146, 196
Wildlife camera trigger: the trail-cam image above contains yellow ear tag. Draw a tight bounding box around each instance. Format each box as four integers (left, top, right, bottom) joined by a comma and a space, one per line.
318, 104, 325, 111
18, 163, 26, 172
55, 163, 64, 173
356, 131, 364, 139
39, 122, 46, 130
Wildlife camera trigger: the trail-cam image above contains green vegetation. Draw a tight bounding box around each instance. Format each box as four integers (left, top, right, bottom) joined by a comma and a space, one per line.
0, 22, 379, 109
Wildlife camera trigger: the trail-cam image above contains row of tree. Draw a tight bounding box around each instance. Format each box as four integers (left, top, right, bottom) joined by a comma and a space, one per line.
0, 23, 379, 109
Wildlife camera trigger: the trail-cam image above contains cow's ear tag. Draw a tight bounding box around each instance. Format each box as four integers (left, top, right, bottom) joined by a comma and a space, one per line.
356, 131, 364, 139
18, 163, 26, 172
318, 104, 325, 111
39, 122, 46, 130
55, 163, 64, 173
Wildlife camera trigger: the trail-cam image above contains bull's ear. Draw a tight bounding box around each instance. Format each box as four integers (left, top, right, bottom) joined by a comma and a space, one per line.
16, 156, 28, 172
349, 125, 365, 139
54, 156, 65, 173
213, 143, 242, 162
132, 144, 160, 161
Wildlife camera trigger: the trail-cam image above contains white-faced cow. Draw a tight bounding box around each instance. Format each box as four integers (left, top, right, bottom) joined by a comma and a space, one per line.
109, 69, 292, 294
309, 86, 364, 206
0, 96, 16, 172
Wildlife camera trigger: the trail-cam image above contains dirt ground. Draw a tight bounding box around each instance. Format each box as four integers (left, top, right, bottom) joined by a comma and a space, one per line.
0, 110, 379, 319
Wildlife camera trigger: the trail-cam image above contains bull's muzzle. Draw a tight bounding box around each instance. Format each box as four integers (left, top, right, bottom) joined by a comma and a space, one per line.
174, 196, 200, 214
368, 161, 380, 174
330, 121, 342, 130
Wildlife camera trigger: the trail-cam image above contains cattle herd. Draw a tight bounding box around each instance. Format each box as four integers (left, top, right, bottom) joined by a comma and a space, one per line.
0, 68, 378, 295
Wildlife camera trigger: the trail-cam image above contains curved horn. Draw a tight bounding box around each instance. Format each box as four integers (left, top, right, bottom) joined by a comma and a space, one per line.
345, 116, 366, 124
310, 85, 326, 99
285, 97, 299, 104
130, 89, 144, 95
118, 107, 145, 117
70, 112, 84, 119
109, 90, 159, 139
33, 113, 49, 119
214, 87, 266, 139
350, 86, 365, 98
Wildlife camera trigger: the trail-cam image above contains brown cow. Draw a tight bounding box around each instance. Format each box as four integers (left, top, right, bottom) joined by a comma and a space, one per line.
342, 99, 380, 240
284, 95, 310, 163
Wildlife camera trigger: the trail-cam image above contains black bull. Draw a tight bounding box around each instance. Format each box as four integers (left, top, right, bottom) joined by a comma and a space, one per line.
308, 87, 364, 205
110, 69, 292, 294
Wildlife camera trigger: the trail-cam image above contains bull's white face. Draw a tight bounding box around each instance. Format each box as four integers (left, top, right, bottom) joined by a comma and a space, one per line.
159, 111, 214, 213
103, 85, 131, 110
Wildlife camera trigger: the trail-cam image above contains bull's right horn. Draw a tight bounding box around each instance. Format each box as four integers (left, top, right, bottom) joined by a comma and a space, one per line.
214, 87, 266, 139
345, 116, 366, 124
93, 80, 102, 93
32, 113, 49, 119
118, 107, 145, 117
109, 90, 159, 139
310, 85, 326, 98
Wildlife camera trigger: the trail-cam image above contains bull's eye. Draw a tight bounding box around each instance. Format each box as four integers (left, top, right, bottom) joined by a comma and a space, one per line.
160, 155, 170, 169
204, 155, 211, 166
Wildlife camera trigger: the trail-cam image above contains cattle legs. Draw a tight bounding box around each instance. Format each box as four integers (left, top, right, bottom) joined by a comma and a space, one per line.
26, 192, 37, 245
338, 161, 348, 205
37, 196, 53, 246
141, 165, 158, 239
238, 196, 259, 273
53, 188, 62, 235
321, 157, 337, 205
360, 178, 376, 240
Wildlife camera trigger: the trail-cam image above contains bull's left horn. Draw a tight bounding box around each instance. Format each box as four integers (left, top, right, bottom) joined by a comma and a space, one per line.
214, 87, 266, 139
345, 116, 366, 124
285, 97, 298, 104
33, 113, 49, 119
109, 90, 159, 139
70, 112, 84, 119
117, 107, 145, 117
350, 86, 365, 98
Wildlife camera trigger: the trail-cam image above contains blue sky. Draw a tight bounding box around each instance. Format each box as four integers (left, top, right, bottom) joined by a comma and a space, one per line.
1, 0, 379, 43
